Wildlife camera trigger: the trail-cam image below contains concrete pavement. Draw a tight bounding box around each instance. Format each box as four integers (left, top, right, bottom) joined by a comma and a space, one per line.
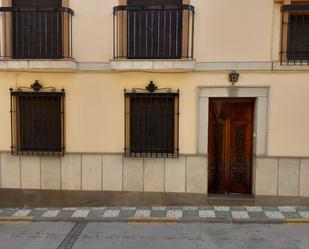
0, 222, 309, 249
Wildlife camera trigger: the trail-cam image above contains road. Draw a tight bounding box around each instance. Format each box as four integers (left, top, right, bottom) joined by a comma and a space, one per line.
0, 222, 308, 249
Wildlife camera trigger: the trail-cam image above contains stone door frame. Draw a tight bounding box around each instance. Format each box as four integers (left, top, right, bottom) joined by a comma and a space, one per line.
198, 86, 269, 157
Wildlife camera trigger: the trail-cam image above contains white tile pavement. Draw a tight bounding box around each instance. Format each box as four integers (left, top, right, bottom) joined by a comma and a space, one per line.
199, 210, 216, 218
42, 210, 61, 218
246, 206, 263, 212
135, 210, 151, 217
278, 206, 297, 212
103, 210, 120, 218
167, 210, 183, 218
12, 209, 32, 217
299, 212, 309, 219
72, 210, 90, 218
214, 206, 230, 211
231, 211, 250, 219
264, 211, 285, 219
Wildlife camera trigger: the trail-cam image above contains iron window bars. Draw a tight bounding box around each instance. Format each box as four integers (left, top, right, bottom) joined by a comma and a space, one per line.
124, 81, 179, 158
280, 5, 309, 65
10, 81, 65, 156
113, 4, 194, 59
0, 7, 74, 59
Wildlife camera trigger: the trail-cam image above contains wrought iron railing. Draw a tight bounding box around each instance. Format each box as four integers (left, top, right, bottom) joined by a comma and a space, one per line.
113, 4, 194, 59
0, 7, 74, 59
280, 5, 309, 65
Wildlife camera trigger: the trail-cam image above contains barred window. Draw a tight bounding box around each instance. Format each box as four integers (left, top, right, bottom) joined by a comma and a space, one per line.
124, 84, 179, 158
10, 84, 65, 156
281, 4, 309, 64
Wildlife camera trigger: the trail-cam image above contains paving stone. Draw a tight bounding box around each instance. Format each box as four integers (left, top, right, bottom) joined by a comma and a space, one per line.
199, 206, 214, 211
282, 212, 301, 219
246, 206, 263, 212
71, 209, 90, 218
183, 210, 199, 218
296, 206, 309, 212
13, 209, 32, 217
151, 210, 166, 217
57, 210, 75, 219
264, 211, 285, 219
263, 207, 279, 212
183, 206, 198, 211
42, 210, 61, 218
102, 210, 120, 218
230, 206, 247, 211
214, 206, 230, 211
28, 210, 46, 217
231, 211, 250, 219
167, 210, 183, 218
248, 211, 267, 220
199, 210, 216, 218
278, 206, 297, 212
152, 206, 167, 211
87, 210, 105, 220
215, 211, 232, 220
121, 207, 136, 211
119, 210, 136, 218
135, 210, 151, 217
0, 209, 17, 217
62, 207, 78, 211
299, 211, 309, 218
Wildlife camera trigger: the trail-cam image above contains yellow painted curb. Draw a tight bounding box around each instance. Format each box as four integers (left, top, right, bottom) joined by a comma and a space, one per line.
128, 217, 179, 222
285, 218, 309, 224
0, 216, 33, 222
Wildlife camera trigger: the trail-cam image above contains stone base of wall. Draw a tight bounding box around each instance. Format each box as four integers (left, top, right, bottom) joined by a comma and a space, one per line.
0, 153, 208, 194
0, 152, 308, 205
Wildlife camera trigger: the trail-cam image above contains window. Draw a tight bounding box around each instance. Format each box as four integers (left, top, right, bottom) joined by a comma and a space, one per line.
10, 82, 65, 156
113, 1, 194, 59
281, 4, 309, 64
124, 82, 179, 158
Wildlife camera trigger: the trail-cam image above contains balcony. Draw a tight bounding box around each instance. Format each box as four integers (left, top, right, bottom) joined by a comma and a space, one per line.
112, 4, 195, 71
0, 6, 74, 71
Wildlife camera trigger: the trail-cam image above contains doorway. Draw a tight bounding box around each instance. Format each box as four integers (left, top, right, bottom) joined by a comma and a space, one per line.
208, 98, 255, 195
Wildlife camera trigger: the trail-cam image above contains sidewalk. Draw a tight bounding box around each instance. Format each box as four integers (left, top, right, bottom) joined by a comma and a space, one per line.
1, 206, 309, 223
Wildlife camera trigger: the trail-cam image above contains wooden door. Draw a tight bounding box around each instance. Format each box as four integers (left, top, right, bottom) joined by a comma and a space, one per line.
208, 98, 254, 194
127, 0, 183, 59
12, 0, 62, 58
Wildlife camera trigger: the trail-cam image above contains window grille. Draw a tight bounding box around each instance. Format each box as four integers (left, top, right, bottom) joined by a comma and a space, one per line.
124, 82, 179, 158
10, 81, 65, 156
281, 5, 309, 65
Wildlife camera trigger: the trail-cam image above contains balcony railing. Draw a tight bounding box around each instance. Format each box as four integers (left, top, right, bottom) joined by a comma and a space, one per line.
113, 4, 195, 60
0, 7, 74, 59
280, 5, 309, 65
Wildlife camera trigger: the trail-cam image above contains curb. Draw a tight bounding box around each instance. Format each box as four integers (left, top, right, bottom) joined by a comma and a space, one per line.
285, 218, 309, 224
0, 216, 33, 222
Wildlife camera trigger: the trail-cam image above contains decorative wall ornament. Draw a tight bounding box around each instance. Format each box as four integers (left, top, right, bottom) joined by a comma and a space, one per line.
126, 81, 176, 93
9, 80, 64, 93
229, 71, 240, 84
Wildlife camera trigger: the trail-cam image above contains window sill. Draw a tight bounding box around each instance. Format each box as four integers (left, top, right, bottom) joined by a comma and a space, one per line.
110, 59, 196, 72
0, 59, 77, 72
273, 61, 309, 71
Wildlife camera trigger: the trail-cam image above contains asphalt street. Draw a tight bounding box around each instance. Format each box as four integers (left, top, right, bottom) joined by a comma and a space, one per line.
0, 222, 308, 249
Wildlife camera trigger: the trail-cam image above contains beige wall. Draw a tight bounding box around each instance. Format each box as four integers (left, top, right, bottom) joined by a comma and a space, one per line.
1, 71, 309, 157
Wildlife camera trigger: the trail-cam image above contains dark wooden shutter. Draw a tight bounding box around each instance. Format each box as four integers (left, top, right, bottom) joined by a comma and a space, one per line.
12, 0, 63, 58
288, 14, 309, 60
129, 94, 177, 156
18, 93, 62, 153
127, 0, 183, 59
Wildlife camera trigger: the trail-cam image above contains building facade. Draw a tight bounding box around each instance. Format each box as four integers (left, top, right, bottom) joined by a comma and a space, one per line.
0, 0, 308, 206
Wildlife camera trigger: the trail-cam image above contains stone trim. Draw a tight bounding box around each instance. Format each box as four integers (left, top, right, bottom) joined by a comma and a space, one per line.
1, 60, 309, 72
198, 87, 269, 156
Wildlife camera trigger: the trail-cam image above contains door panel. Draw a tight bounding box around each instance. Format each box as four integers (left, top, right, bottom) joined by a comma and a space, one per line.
208, 98, 254, 194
